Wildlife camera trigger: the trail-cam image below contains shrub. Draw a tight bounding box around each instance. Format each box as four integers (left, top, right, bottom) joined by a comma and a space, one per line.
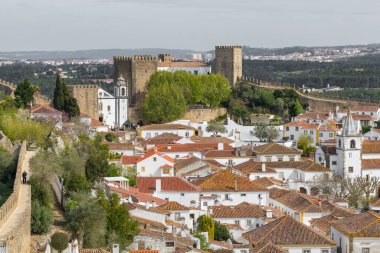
51, 232, 69, 253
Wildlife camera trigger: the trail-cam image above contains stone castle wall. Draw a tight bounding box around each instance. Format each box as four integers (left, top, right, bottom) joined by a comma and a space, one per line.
215, 46, 242, 86
182, 108, 227, 122
113, 56, 158, 106
0, 142, 30, 253
67, 85, 99, 119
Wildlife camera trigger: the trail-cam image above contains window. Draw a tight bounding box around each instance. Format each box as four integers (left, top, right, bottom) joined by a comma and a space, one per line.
286, 127, 289, 131
319, 156, 322, 162
121, 88, 126, 96
181, 193, 185, 196
322, 250, 329, 253
166, 242, 175, 247
329, 133, 333, 138
234, 220, 240, 225
155, 132, 158, 137
162, 168, 170, 174
302, 249, 311, 253
319, 133, 323, 137
266, 157, 271, 162
203, 202, 207, 206
295, 127, 299, 131
277, 157, 283, 162
348, 167, 354, 173
146, 133, 151, 138
165, 198, 169, 201
332, 161, 337, 165
304, 130, 307, 135
246, 220, 252, 227
339, 139, 341, 148
153, 157, 157, 162
310, 130, 314, 135
289, 157, 295, 161
350, 139, 356, 148
240, 251, 248, 253
185, 132, 190, 137
194, 70, 199, 75
190, 213, 195, 219
362, 248, 370, 253
225, 194, 229, 200
241, 193, 246, 197
290, 135, 294, 140
141, 166, 146, 172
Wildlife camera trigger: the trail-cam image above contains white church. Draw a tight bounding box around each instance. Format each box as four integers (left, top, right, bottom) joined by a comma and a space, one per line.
98, 76, 128, 129
316, 109, 380, 193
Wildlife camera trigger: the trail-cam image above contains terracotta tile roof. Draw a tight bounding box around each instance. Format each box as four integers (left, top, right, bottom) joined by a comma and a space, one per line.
255, 243, 287, 253
91, 118, 104, 127
126, 202, 169, 214
371, 198, 380, 207
209, 240, 233, 250
332, 212, 380, 237
138, 229, 194, 246
192, 170, 267, 192
252, 143, 302, 155
317, 124, 337, 132
362, 159, 380, 169
351, 106, 380, 112
107, 184, 167, 205
137, 150, 175, 163
342, 114, 376, 121
204, 160, 226, 169
310, 214, 340, 234
139, 124, 195, 131
362, 140, 380, 154
158, 61, 209, 68
234, 161, 277, 174
106, 142, 135, 150
155, 143, 233, 153
211, 202, 265, 218
266, 160, 330, 172
130, 251, 159, 253
153, 201, 190, 211
222, 223, 244, 231
79, 250, 109, 253
190, 136, 234, 144
250, 177, 284, 188
137, 177, 200, 193
243, 216, 335, 247
138, 133, 181, 147
174, 156, 202, 170
204, 150, 238, 158
284, 121, 318, 129
31, 104, 62, 115
121, 155, 141, 165
269, 189, 356, 215
130, 215, 168, 229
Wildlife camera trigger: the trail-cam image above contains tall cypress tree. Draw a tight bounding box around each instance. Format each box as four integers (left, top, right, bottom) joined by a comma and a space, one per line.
53, 75, 65, 110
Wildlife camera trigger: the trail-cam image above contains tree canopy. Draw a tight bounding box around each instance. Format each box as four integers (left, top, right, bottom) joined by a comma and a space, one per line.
53, 75, 80, 118
14, 78, 37, 108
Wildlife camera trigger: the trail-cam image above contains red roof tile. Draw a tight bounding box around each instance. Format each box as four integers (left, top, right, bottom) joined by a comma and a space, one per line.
137, 177, 199, 193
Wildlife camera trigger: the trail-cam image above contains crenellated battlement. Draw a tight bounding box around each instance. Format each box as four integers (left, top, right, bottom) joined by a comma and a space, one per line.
113, 55, 158, 62
67, 84, 99, 89
215, 45, 242, 49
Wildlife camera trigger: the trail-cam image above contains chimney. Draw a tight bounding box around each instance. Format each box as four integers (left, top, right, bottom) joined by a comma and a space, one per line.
261, 163, 266, 172
265, 209, 273, 219
234, 177, 238, 191
112, 244, 119, 253
156, 179, 161, 192
217, 143, 223, 151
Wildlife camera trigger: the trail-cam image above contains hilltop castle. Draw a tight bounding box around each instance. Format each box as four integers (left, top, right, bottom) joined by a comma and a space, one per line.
215, 45, 243, 86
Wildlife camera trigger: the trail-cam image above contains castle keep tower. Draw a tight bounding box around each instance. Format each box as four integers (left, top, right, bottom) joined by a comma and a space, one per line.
215, 46, 242, 86
113, 55, 158, 107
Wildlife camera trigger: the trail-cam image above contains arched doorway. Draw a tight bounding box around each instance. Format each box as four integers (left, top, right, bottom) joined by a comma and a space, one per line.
299, 187, 307, 194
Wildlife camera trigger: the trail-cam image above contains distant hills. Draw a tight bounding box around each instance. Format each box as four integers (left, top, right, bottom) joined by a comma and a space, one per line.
0, 44, 379, 60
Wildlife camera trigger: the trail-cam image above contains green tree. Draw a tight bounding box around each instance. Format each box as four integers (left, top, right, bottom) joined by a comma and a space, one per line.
14, 78, 37, 108
193, 231, 210, 251
51, 232, 69, 253
97, 192, 139, 249
64, 96, 80, 118
105, 133, 117, 142
197, 215, 215, 240
228, 98, 249, 123
251, 123, 278, 142
214, 221, 231, 241
206, 122, 227, 136
66, 197, 107, 248
31, 201, 53, 234
290, 99, 303, 117
297, 134, 315, 157
142, 81, 187, 123
361, 125, 372, 134
53, 75, 66, 110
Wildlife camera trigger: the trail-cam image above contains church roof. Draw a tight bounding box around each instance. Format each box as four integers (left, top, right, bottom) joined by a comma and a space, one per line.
342, 108, 360, 136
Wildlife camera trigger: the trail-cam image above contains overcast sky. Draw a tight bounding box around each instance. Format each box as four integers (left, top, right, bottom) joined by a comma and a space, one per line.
0, 0, 379, 52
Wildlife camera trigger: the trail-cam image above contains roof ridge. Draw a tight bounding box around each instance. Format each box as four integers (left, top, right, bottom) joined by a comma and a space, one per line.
254, 216, 288, 246
353, 213, 380, 237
